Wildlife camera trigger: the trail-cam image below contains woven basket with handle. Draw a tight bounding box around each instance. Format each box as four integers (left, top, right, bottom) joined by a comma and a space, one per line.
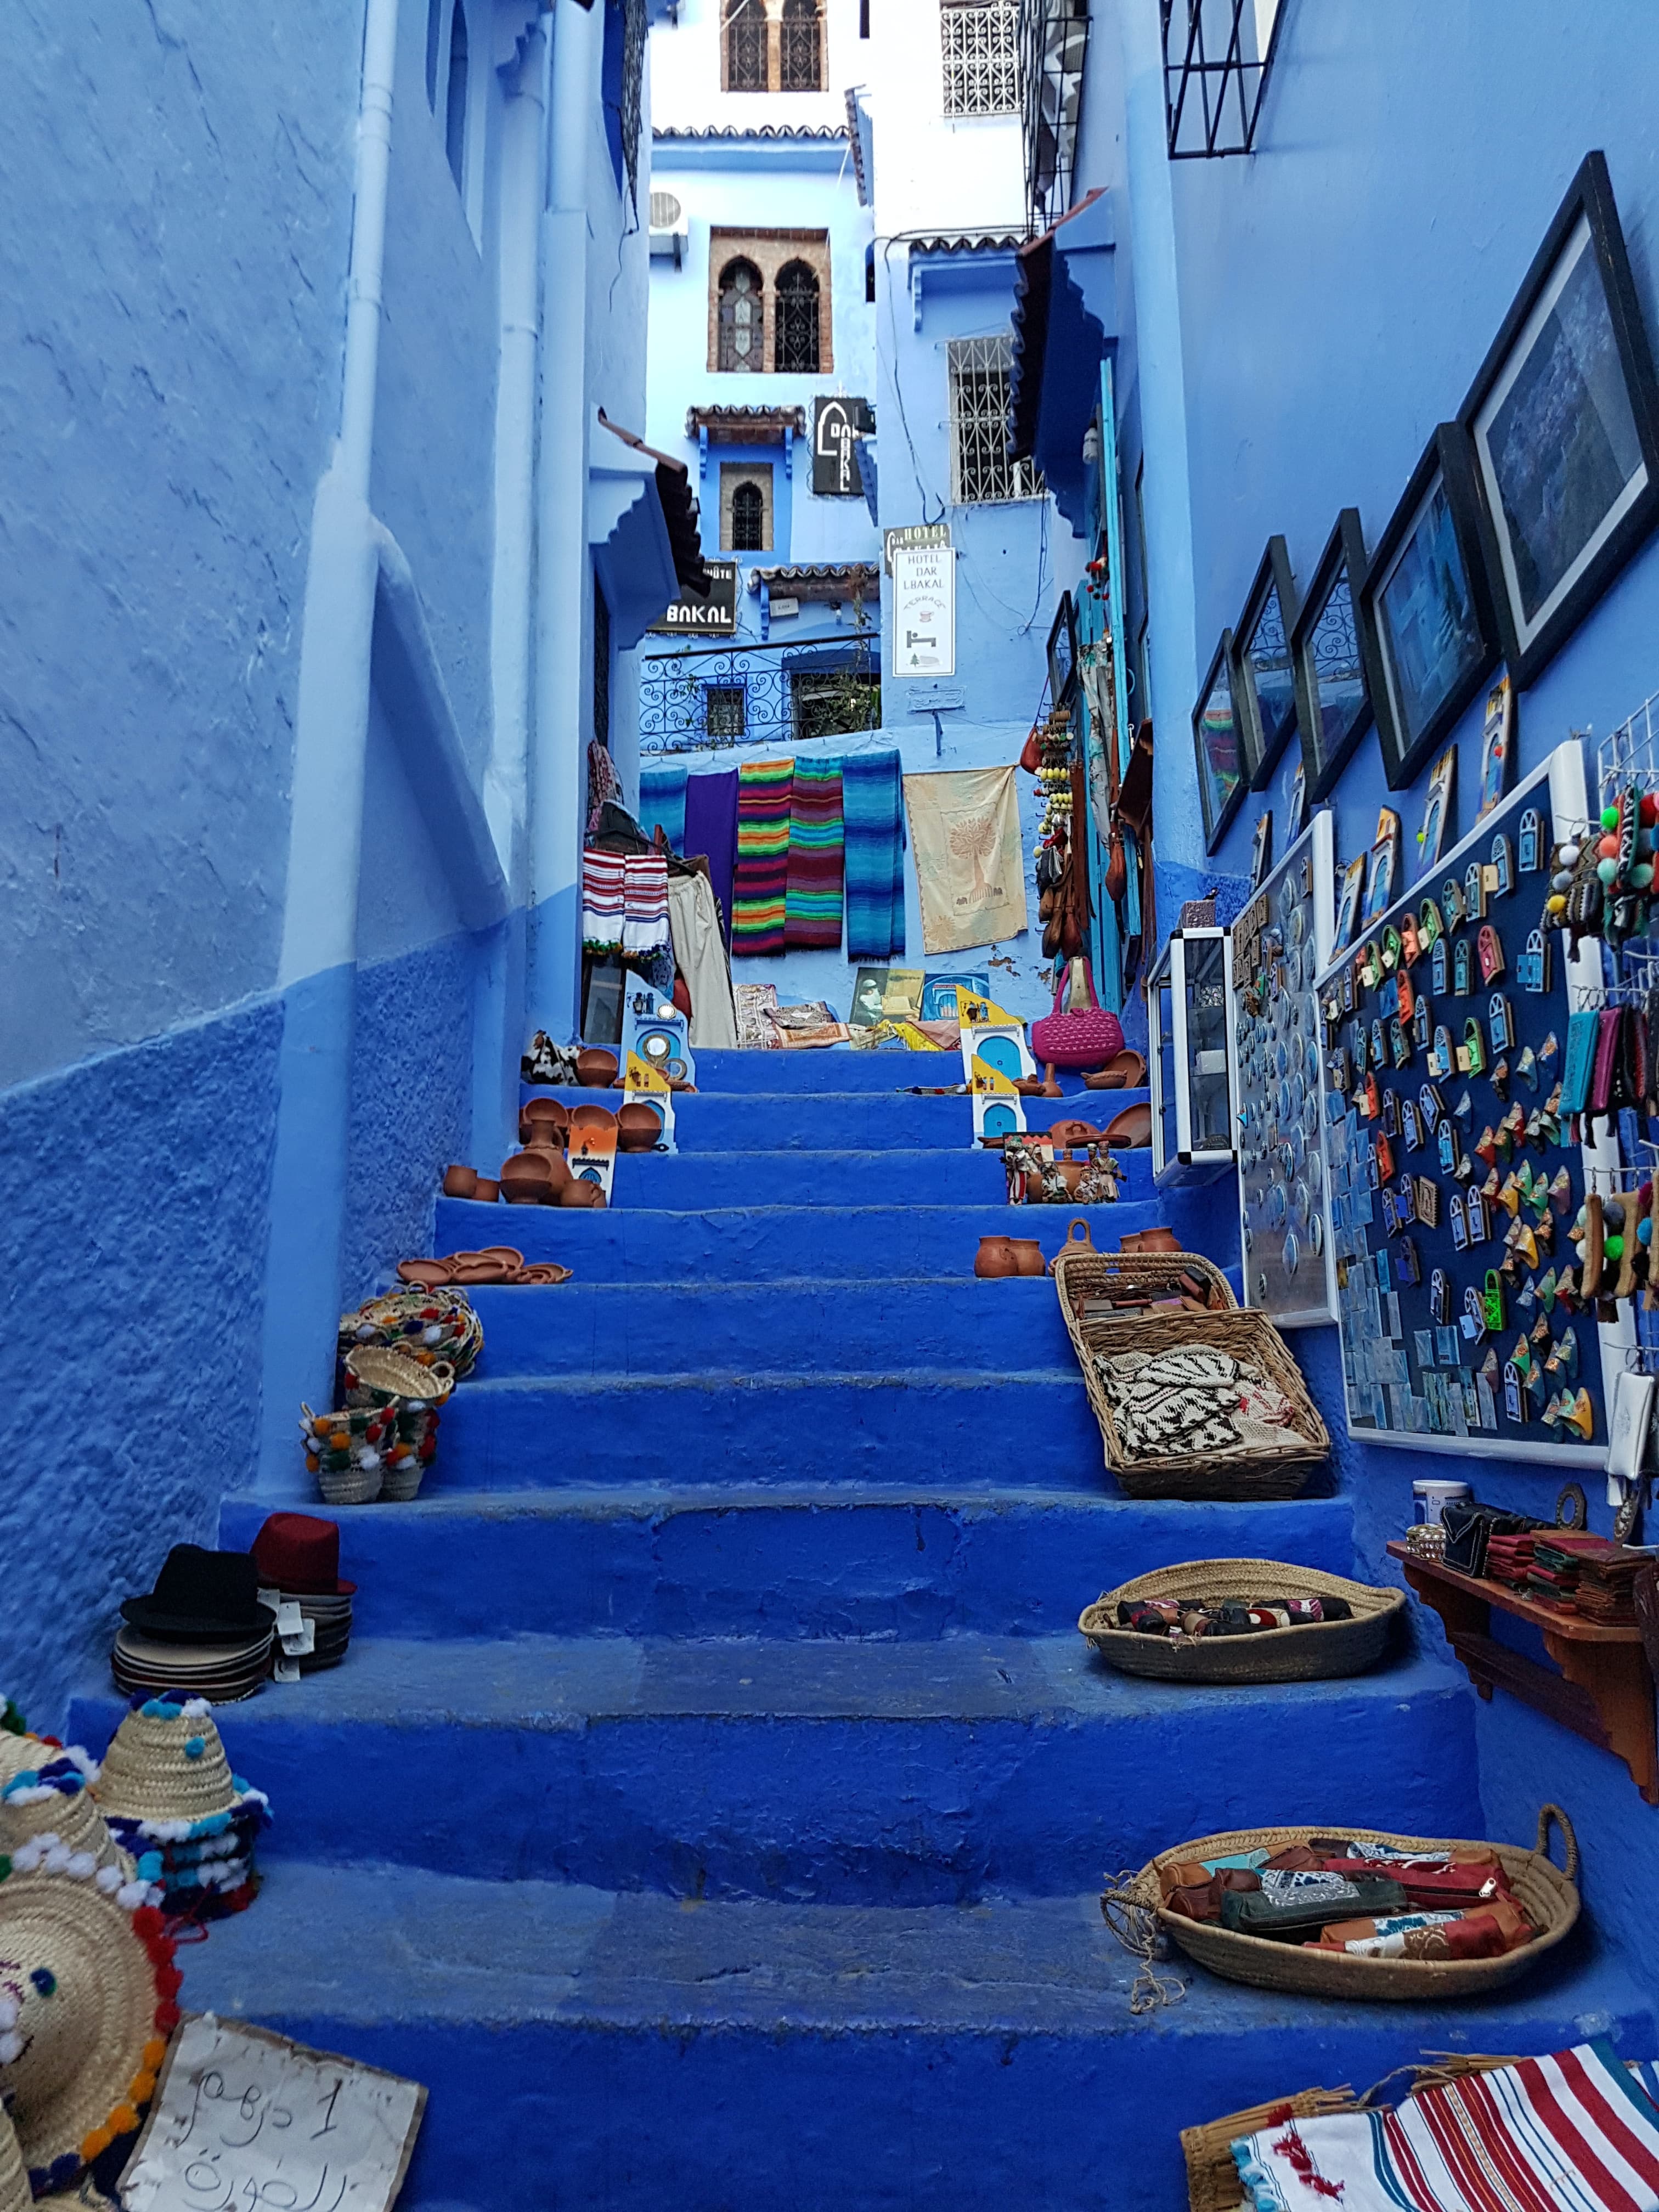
1079, 1560, 1403, 1684
1053, 1251, 1328, 1499
1128, 1808, 1578, 2004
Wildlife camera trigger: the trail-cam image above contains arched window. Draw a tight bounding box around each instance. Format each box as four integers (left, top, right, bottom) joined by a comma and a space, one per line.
779, 0, 823, 89
444, 0, 469, 189
717, 259, 764, 373
730, 481, 765, 552
724, 0, 768, 91
775, 260, 820, 374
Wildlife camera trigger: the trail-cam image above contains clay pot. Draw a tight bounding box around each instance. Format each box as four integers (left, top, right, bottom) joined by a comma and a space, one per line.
1135, 1226, 1181, 1254
560, 1177, 607, 1209
1009, 1239, 1045, 1277
1103, 1102, 1153, 1148
524, 1098, 569, 1137
1047, 1219, 1097, 1274
569, 1104, 618, 1136
974, 1236, 1019, 1280
616, 1103, 662, 1153
473, 1178, 500, 1203
1084, 1049, 1149, 1092
450, 1257, 511, 1285
500, 1152, 554, 1201
442, 1164, 478, 1199
524, 1146, 572, 1195
1057, 1161, 1086, 1194
576, 1048, 619, 1088
1048, 1118, 1102, 1151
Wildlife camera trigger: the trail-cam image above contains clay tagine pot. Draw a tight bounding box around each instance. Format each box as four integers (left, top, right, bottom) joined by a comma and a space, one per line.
500, 1151, 554, 1204
473, 1178, 500, 1203
442, 1164, 478, 1199
974, 1235, 1018, 1280
576, 1048, 619, 1088
1009, 1239, 1045, 1277
616, 1103, 662, 1153
560, 1177, 607, 1209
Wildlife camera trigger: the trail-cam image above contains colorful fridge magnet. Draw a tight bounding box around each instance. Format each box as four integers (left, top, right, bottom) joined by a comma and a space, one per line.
1441, 877, 1468, 930
1466, 1188, 1490, 1244
1374, 1131, 1395, 1180
1489, 994, 1514, 1053
1477, 675, 1514, 819
1503, 1362, 1527, 1424
1517, 929, 1551, 992
1482, 1269, 1506, 1332
1419, 897, 1444, 949
1491, 833, 1514, 897
1450, 1194, 1469, 1251
1401, 1098, 1423, 1151
1462, 1285, 1488, 1341
1429, 1268, 1451, 1325
1429, 1026, 1454, 1080
1397, 1237, 1421, 1286
1453, 938, 1474, 995
1396, 969, 1415, 1023
1515, 1043, 1538, 1090
1413, 996, 1432, 1051
1518, 808, 1544, 874
1414, 1176, 1440, 1227
1419, 1082, 1444, 1131
1365, 809, 1403, 923
1459, 1018, 1487, 1077
1333, 853, 1368, 952
1431, 938, 1449, 994
1465, 860, 1487, 922
1437, 1119, 1462, 1177
1476, 924, 1505, 984
1401, 913, 1423, 966
1390, 1019, 1412, 1068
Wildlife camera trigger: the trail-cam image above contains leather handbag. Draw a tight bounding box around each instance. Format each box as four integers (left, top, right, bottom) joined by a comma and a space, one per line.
1031, 957, 1124, 1070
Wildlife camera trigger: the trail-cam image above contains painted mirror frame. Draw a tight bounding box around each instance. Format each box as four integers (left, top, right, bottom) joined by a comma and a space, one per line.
1231, 533, 1304, 791
1458, 151, 1659, 692
1290, 509, 1384, 802
1361, 422, 1500, 789
1046, 589, 1079, 713
1192, 628, 1245, 853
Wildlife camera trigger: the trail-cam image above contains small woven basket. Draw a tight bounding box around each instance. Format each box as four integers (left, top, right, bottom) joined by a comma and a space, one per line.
341, 1346, 455, 1408
1053, 1251, 1328, 1500
1079, 1561, 1403, 1684
342, 1286, 483, 1378
302, 1404, 387, 1505
1129, 1808, 1578, 2004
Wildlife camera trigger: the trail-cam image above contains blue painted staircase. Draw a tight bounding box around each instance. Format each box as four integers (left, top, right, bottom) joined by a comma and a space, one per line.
70, 1048, 1655, 2209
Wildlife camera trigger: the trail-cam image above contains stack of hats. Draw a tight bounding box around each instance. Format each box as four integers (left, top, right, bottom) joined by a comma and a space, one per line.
92, 1699, 270, 1922
0, 1720, 132, 1886
112, 1545, 275, 1702
251, 1513, 356, 1673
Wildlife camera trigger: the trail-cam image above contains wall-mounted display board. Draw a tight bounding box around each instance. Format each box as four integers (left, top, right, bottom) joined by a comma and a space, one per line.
1313, 739, 1626, 1465
1228, 808, 1338, 1327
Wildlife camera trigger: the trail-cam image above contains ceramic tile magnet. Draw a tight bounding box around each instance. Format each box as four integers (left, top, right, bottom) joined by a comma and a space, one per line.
1489, 992, 1514, 1054
1415, 1175, 1440, 1227
1396, 969, 1415, 1024
1465, 860, 1487, 921
1491, 833, 1514, 896
1374, 1130, 1395, 1180
1462, 1284, 1488, 1340
1381, 926, 1402, 973
1419, 898, 1444, 949
1460, 1017, 1487, 1077
1401, 913, 1422, 967
1371, 1018, 1387, 1068
1381, 1086, 1400, 1137
1442, 877, 1468, 930
1352, 1020, 1369, 1073
1413, 995, 1432, 1051
1362, 1071, 1381, 1120
1431, 938, 1450, 995
1380, 976, 1400, 1020
1450, 1193, 1469, 1251
1401, 1098, 1423, 1151
1395, 1172, 1418, 1225
1517, 928, 1552, 994
1419, 1082, 1444, 1132
1437, 1118, 1462, 1177
1380, 1187, 1401, 1236
1477, 924, 1505, 984
1518, 808, 1544, 874
1429, 1025, 1454, 1080
1390, 1018, 1413, 1068
1359, 943, 1381, 991
1430, 1266, 1452, 1324
1466, 1187, 1490, 1243
1453, 938, 1474, 996
1503, 1360, 1528, 1424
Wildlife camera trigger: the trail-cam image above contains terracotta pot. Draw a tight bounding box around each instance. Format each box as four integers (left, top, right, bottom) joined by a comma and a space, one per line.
1085, 1050, 1148, 1092
473, 1178, 500, 1203
442, 1164, 478, 1200
569, 1103, 618, 1136
576, 1048, 619, 1087
974, 1235, 1019, 1279
397, 1259, 453, 1286
1133, 1226, 1181, 1254
500, 1151, 554, 1199
1048, 1118, 1102, 1151
1048, 1219, 1098, 1274
561, 1177, 607, 1209
616, 1103, 662, 1153
524, 1098, 569, 1137
1009, 1239, 1045, 1277
1057, 1161, 1086, 1194
1103, 1102, 1153, 1148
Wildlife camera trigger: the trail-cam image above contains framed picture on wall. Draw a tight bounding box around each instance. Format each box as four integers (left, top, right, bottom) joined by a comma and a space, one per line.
1192, 629, 1246, 853
1047, 590, 1079, 713
1290, 509, 1384, 801
1360, 425, 1499, 789
1230, 534, 1303, 790
1459, 151, 1659, 691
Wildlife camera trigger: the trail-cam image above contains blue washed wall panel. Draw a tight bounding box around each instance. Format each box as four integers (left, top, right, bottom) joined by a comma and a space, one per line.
0, 0, 359, 1088
0, 997, 281, 1729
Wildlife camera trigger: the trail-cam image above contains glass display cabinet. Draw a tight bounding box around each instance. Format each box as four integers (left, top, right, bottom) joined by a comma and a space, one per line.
1148, 926, 1237, 1186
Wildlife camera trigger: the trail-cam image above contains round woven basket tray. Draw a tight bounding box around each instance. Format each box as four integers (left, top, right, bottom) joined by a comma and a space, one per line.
1136, 1807, 1578, 2002
1079, 1560, 1404, 1684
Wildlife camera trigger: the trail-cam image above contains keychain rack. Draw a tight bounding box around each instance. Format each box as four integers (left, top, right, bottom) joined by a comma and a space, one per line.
1599, 685, 1659, 810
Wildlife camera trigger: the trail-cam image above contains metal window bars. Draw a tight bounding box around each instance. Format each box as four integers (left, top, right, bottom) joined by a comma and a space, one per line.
620, 0, 645, 216
1020, 0, 1089, 234
779, 0, 822, 89
947, 336, 1044, 505
941, 1, 1020, 120
774, 263, 821, 374
640, 639, 879, 756
1160, 0, 1285, 159
724, 0, 767, 90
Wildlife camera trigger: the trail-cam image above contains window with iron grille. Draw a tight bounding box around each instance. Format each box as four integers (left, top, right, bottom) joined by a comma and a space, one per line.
940, 1, 1019, 119
730, 482, 765, 552
717, 259, 764, 372
947, 336, 1042, 504
724, 0, 768, 89
774, 261, 821, 374
779, 0, 823, 89
593, 578, 611, 749
706, 685, 747, 740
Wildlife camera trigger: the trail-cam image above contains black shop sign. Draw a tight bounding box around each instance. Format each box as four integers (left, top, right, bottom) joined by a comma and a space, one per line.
649, 559, 738, 636
812, 396, 874, 497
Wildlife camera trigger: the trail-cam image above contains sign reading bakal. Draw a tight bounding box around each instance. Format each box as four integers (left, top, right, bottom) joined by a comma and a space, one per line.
812, 396, 873, 497
649, 558, 737, 636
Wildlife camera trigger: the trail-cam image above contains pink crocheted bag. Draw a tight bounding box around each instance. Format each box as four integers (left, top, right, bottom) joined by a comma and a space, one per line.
1030, 957, 1124, 1070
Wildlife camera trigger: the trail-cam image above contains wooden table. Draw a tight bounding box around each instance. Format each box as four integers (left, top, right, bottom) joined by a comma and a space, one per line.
1387, 1541, 1657, 1803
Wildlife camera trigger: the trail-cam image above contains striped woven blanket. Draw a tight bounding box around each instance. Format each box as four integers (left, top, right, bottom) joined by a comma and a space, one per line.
733, 758, 793, 956
639, 765, 687, 855
1232, 2041, 1659, 2212
581, 849, 626, 953
843, 748, 905, 960
785, 757, 845, 950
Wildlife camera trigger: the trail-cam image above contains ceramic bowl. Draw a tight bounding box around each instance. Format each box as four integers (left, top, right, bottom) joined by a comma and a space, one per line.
442, 1164, 478, 1199
576, 1049, 619, 1087
616, 1103, 662, 1152
560, 1178, 607, 1209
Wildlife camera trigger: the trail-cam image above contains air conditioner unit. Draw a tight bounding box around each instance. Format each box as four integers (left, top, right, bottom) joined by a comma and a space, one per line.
648, 188, 688, 268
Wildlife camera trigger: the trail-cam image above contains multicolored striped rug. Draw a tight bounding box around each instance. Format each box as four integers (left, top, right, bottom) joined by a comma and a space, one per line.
732, 757, 794, 956
785, 757, 845, 950
843, 748, 906, 960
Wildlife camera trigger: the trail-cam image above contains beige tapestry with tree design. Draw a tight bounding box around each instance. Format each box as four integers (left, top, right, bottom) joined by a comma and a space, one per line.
902, 763, 1029, 954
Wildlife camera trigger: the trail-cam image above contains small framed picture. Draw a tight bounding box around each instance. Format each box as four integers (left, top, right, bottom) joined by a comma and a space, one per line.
1364, 808, 1403, 923
1477, 675, 1515, 817
1231, 535, 1302, 790
1333, 852, 1368, 953
1459, 153, 1659, 691
1362, 425, 1499, 788
1192, 628, 1246, 853
1046, 591, 1079, 712
1249, 808, 1274, 891
1416, 744, 1457, 876
1290, 510, 1385, 801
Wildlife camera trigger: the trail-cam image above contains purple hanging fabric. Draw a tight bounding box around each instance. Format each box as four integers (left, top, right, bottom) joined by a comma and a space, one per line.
684, 768, 740, 947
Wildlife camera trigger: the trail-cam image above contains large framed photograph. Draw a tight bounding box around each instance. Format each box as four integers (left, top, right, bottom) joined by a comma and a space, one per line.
1192, 629, 1245, 853
1290, 510, 1383, 802
1361, 425, 1499, 789
1231, 534, 1303, 791
1047, 590, 1079, 713
1459, 152, 1659, 691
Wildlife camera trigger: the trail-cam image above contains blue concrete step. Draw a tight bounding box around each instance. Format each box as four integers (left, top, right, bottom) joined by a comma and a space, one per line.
516, 1085, 1149, 1153
183, 1860, 1653, 2212
69, 1642, 1477, 1903
467, 1279, 1087, 1378
434, 1195, 1184, 1280
606, 1147, 1157, 1209
218, 1489, 1359, 1641
540, 1047, 1007, 1095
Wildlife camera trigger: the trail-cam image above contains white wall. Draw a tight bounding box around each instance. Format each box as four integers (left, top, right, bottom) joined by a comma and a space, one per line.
652, 0, 866, 126
866, 3, 1025, 238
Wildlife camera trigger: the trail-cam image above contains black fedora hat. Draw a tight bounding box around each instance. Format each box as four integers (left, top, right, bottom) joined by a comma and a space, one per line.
120, 1544, 274, 1643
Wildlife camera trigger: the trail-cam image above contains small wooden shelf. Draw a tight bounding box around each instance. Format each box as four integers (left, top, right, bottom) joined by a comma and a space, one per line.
1388, 1541, 1657, 1804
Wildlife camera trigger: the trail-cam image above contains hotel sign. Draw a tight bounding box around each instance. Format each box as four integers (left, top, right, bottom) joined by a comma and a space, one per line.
812, 396, 873, 496
649, 558, 738, 635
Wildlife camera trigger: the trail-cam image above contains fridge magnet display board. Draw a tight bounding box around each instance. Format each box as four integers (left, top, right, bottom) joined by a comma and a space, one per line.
1313, 738, 1623, 1465
1229, 808, 1339, 1327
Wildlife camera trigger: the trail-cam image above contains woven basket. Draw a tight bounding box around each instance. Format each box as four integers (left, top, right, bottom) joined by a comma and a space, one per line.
1135, 1808, 1578, 2003
1080, 1561, 1403, 1684
342, 1286, 483, 1378
302, 1402, 389, 1504
342, 1346, 455, 1407
1053, 1252, 1328, 1500
1180, 2057, 1516, 2212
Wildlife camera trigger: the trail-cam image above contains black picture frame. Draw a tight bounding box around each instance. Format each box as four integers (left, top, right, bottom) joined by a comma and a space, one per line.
1290, 509, 1384, 802
1229, 534, 1303, 791
1047, 590, 1079, 712
1458, 151, 1659, 691
1192, 628, 1246, 853
1359, 424, 1499, 789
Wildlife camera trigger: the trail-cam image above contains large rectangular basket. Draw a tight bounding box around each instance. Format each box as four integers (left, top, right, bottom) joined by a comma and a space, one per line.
1079, 1559, 1403, 1684
1053, 1251, 1329, 1499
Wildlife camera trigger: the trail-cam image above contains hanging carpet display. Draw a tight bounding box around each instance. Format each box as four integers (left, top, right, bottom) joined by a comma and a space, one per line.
639, 764, 687, 855
732, 758, 794, 956
903, 762, 1029, 955
843, 747, 906, 960
785, 757, 845, 950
